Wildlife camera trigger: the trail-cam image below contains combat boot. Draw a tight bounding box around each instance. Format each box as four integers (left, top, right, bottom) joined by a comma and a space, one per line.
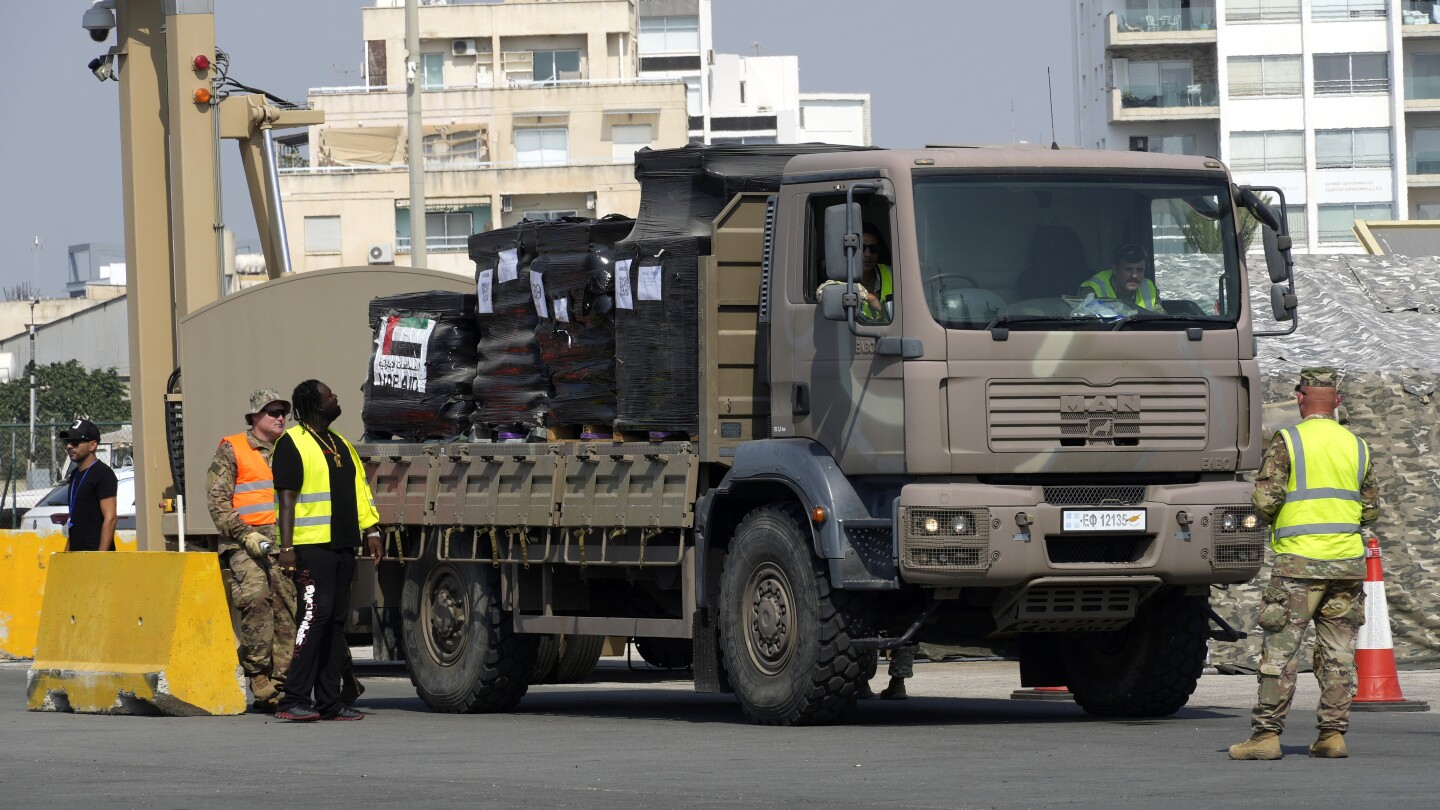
880, 677, 907, 701
856, 680, 876, 700
249, 674, 279, 704
1228, 731, 1282, 760
1309, 731, 1348, 758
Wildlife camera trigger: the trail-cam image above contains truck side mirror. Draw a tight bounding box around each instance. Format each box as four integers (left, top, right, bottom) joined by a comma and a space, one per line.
1238, 187, 1280, 232
823, 202, 863, 283
1261, 226, 1292, 285
1269, 282, 1296, 322
818, 282, 849, 321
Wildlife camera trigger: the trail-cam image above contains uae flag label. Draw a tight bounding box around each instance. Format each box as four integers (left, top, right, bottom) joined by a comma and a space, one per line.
373, 315, 438, 392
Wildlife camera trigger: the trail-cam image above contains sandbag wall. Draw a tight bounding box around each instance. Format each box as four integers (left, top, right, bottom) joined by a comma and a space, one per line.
362, 291, 478, 441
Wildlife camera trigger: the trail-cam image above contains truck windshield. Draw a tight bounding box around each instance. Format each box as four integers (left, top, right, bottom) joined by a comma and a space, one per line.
912, 174, 1242, 331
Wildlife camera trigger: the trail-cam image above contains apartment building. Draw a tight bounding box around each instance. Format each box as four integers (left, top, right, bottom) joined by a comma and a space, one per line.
1073, 0, 1440, 252
279, 0, 691, 275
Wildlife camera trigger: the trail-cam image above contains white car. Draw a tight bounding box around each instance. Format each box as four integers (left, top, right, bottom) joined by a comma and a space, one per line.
20, 467, 136, 532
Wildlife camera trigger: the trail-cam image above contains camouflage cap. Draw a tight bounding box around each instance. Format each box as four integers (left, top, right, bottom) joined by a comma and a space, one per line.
1297, 367, 1339, 390
248, 388, 289, 415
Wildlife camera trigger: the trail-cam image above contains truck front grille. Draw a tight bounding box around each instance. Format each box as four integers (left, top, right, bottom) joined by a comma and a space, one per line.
987, 380, 1208, 451
1043, 485, 1146, 505
901, 507, 992, 572
1045, 535, 1152, 564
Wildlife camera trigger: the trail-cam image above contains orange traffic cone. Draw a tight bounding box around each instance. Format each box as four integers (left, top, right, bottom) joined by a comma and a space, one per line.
1351, 536, 1428, 712
1010, 686, 1073, 702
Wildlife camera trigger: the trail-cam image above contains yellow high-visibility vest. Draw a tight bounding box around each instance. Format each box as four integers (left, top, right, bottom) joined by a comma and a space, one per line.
1080, 269, 1161, 311
1271, 418, 1368, 560
285, 424, 379, 546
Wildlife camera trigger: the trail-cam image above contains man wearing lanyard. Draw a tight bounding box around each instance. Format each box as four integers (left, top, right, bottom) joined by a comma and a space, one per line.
58, 419, 118, 553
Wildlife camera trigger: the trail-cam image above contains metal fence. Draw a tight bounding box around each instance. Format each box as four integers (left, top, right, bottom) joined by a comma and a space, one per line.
0, 421, 131, 528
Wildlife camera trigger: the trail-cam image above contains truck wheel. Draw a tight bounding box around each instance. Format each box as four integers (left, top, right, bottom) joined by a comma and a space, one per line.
553, 634, 605, 683
719, 504, 860, 725
401, 548, 536, 713
636, 637, 693, 670
530, 635, 560, 683
1060, 588, 1207, 718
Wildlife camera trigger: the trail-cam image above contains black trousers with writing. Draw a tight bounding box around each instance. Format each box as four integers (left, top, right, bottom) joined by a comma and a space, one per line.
279, 544, 355, 716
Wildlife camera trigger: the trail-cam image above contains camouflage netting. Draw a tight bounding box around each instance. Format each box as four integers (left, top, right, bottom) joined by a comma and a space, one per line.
1208, 254, 1440, 671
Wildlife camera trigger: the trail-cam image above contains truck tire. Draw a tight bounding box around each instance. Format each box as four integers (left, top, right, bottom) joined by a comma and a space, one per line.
401, 549, 536, 713
637, 637, 693, 670
530, 635, 560, 683
1060, 588, 1207, 718
719, 504, 861, 725
553, 634, 605, 683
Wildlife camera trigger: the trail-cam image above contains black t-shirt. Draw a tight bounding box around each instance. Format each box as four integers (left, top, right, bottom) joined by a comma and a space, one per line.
67, 460, 118, 552
272, 427, 361, 549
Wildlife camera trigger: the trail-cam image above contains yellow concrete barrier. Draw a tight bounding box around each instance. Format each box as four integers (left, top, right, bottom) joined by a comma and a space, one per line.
0, 530, 137, 660
27, 551, 245, 716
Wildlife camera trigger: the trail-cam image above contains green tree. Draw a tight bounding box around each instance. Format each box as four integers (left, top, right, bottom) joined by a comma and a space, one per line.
1183, 193, 1271, 254
0, 360, 130, 424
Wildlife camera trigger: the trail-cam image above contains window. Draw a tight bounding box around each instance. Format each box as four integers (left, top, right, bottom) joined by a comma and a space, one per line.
1317, 203, 1392, 242
1314, 53, 1388, 95
1140, 134, 1196, 155
304, 216, 341, 253
1407, 53, 1440, 100
638, 16, 699, 54
1227, 0, 1301, 22
611, 124, 652, 162
532, 50, 581, 83
1315, 128, 1390, 169
1121, 59, 1194, 107
1229, 131, 1304, 170
420, 52, 444, 90
395, 209, 477, 252
1417, 203, 1440, 218
1228, 55, 1302, 97
1285, 208, 1308, 248
522, 209, 579, 222
1411, 128, 1440, 173
515, 128, 568, 167
1311, 0, 1385, 20
685, 76, 701, 116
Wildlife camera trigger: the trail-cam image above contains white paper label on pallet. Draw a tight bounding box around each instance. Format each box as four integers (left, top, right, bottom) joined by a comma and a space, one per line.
553, 296, 570, 323
615, 259, 634, 310
638, 263, 663, 301
530, 270, 549, 319
498, 248, 519, 283
476, 269, 494, 314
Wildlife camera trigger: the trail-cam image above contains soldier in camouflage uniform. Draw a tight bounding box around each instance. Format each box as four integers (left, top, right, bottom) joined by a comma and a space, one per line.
209, 389, 297, 712
1230, 367, 1378, 761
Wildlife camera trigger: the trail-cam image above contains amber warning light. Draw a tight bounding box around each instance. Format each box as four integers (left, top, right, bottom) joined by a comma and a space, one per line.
193, 87, 211, 104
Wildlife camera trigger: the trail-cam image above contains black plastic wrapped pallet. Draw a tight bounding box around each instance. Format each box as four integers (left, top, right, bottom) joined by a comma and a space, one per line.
627, 143, 873, 243
361, 291, 478, 441
471, 222, 549, 436
611, 237, 703, 435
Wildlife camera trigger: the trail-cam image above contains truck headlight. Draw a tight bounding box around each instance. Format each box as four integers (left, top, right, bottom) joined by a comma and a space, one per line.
1241, 514, 1259, 530
952, 515, 968, 535
923, 517, 940, 534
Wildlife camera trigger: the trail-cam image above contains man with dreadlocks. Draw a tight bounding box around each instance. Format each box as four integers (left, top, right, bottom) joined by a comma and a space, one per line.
271, 379, 383, 722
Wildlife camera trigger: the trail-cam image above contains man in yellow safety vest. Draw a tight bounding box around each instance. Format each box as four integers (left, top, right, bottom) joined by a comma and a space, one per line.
1078, 243, 1165, 312
1229, 367, 1379, 761
272, 379, 383, 722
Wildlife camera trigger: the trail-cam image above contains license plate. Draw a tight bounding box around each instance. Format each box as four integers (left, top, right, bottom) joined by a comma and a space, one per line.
1062, 509, 1147, 532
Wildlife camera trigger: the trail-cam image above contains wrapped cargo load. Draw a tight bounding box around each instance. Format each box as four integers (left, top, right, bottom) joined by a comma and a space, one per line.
470, 223, 548, 439
533, 215, 634, 432
615, 143, 872, 435
362, 291, 478, 441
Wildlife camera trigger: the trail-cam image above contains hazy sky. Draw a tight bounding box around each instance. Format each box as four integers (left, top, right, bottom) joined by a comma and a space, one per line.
0, 1, 1076, 297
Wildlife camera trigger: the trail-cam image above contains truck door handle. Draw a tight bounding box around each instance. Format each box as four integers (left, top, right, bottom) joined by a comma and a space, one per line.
792, 383, 811, 416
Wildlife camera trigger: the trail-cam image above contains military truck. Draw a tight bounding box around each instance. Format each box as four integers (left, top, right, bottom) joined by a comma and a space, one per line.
353, 146, 1296, 725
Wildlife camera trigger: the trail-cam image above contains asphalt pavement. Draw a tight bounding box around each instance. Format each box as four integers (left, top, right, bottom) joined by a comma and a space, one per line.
2, 655, 1437, 809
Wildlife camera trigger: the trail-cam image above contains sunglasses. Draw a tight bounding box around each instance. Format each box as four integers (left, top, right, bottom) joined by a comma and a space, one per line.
862, 244, 881, 254
262, 408, 290, 419
64, 439, 95, 447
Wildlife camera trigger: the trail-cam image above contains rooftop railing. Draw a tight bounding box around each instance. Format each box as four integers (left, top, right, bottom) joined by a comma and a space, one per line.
1121, 81, 1219, 109
1117, 7, 1217, 32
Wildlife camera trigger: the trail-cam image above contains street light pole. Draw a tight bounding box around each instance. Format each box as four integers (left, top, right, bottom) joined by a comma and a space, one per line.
29, 237, 40, 479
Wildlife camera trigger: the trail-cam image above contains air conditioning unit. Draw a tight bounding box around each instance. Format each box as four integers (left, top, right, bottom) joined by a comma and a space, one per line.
452, 38, 478, 57
367, 243, 395, 265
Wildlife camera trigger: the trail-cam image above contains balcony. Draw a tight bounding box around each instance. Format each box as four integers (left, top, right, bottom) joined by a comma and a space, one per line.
1109, 83, 1219, 123
1403, 1, 1440, 34
1408, 151, 1440, 185
1107, 8, 1217, 47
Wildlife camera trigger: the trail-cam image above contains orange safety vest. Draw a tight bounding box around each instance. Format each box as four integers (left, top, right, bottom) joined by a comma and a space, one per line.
224, 432, 276, 526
